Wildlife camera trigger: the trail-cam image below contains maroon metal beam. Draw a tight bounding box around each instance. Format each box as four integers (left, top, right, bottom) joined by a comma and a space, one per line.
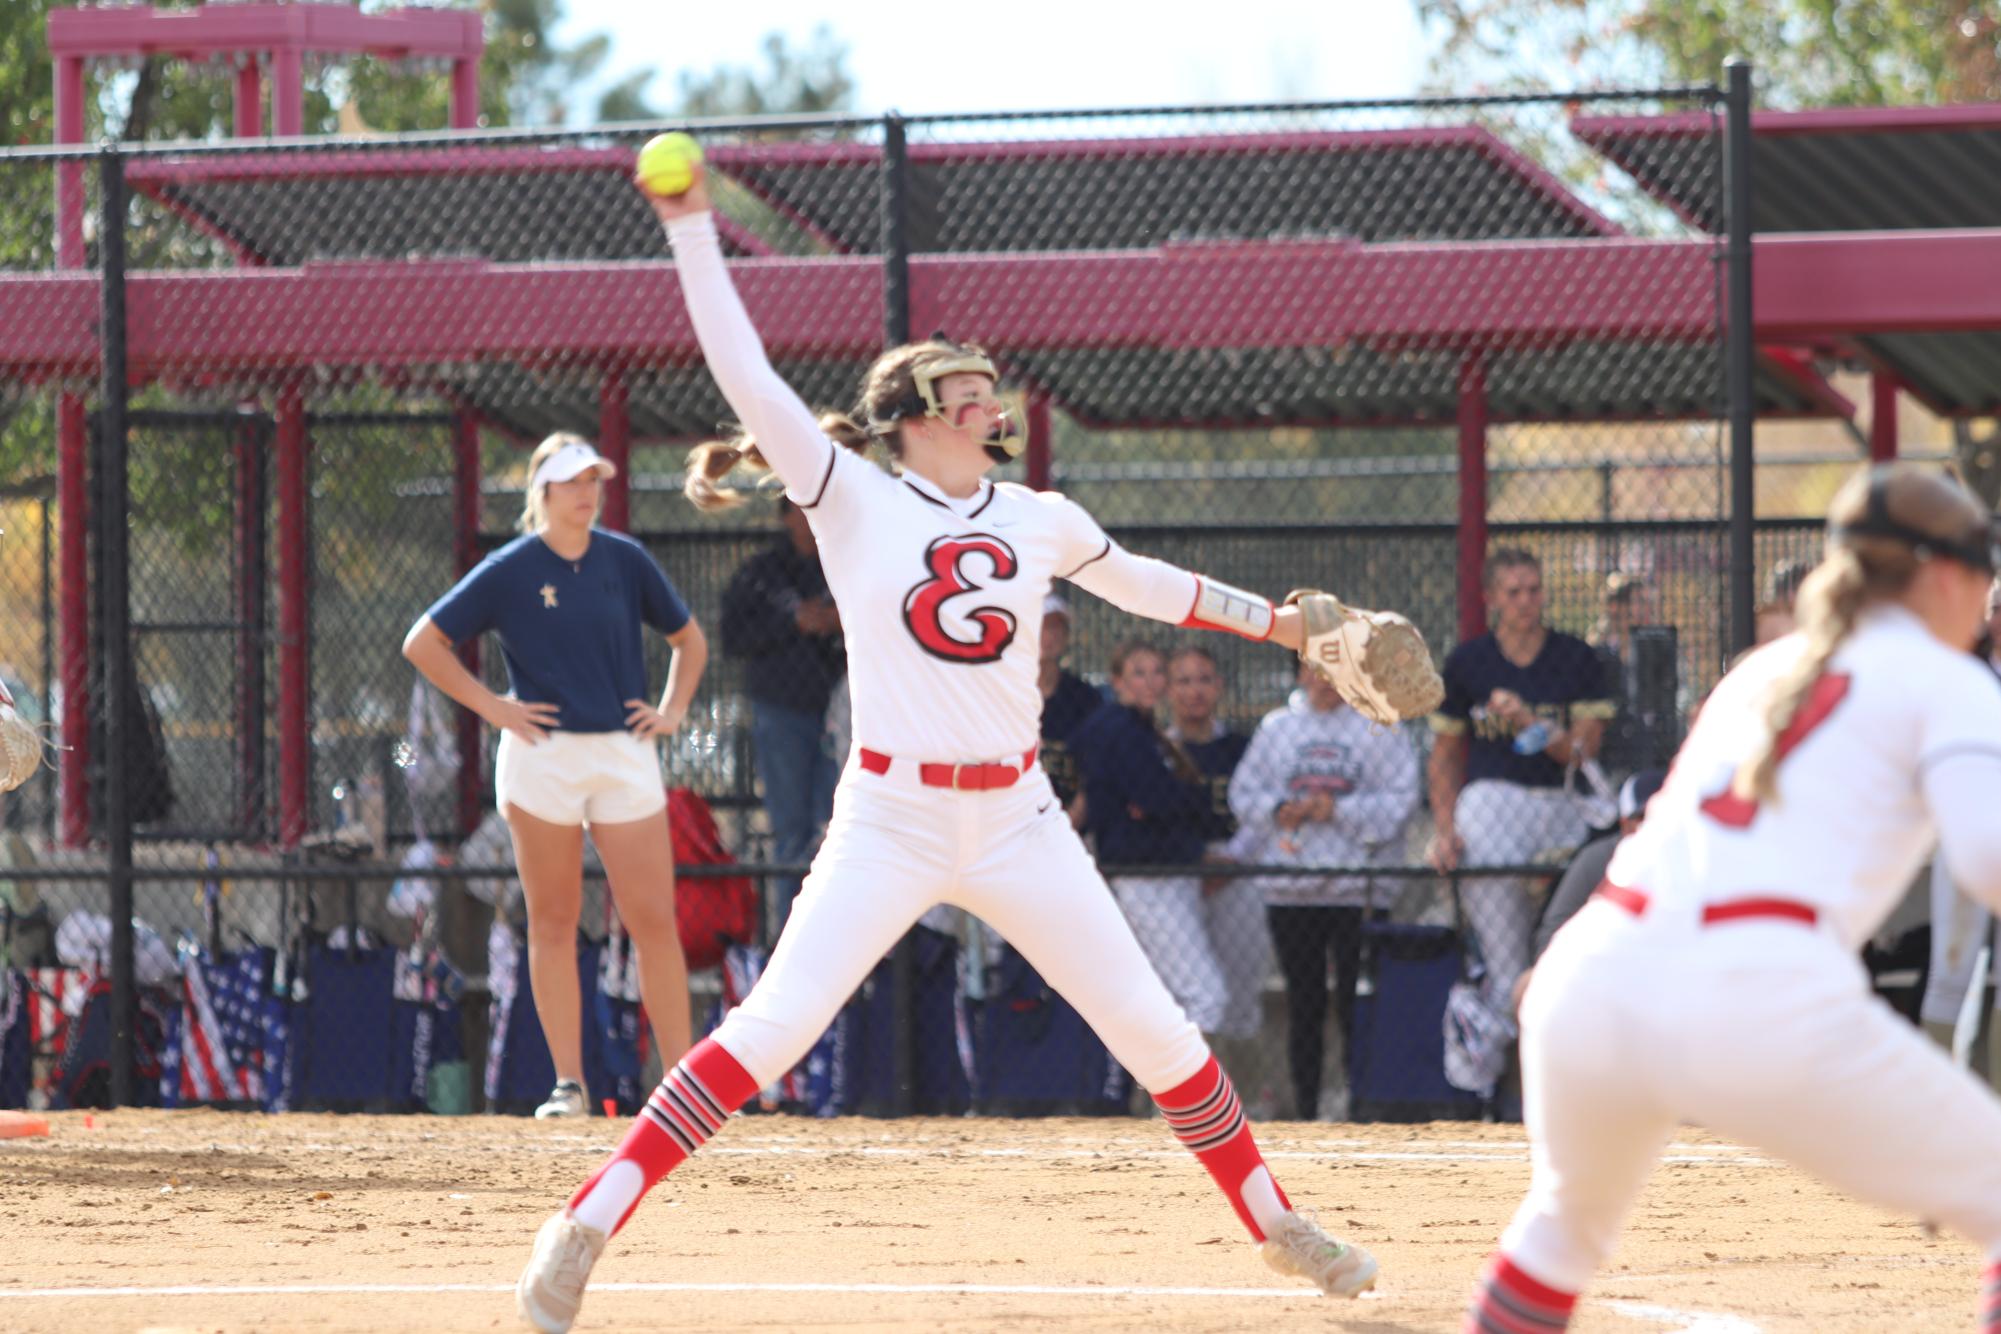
598, 368, 630, 532
1754, 346, 1857, 421
2, 232, 2000, 380
54, 56, 88, 846
452, 409, 483, 837
1755, 231, 2001, 340
275, 385, 309, 847
272, 49, 304, 138
1025, 392, 1053, 490
1870, 372, 1900, 462
450, 58, 480, 131
47, 4, 483, 63
1456, 354, 1489, 645
56, 396, 88, 847
233, 58, 262, 139
1576, 103, 2001, 143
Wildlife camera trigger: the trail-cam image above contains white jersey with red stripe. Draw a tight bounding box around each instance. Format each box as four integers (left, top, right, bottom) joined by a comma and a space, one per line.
666, 210, 1268, 762
1605, 605, 2001, 952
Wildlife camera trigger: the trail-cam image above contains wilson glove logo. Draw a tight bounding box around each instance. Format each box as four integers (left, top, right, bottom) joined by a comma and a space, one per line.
902, 534, 1020, 664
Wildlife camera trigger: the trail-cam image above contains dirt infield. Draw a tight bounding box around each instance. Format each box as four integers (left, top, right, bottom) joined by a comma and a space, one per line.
0, 1109, 1981, 1332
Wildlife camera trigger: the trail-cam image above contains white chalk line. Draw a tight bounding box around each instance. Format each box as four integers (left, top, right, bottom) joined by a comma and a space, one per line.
0, 1279, 1762, 1330
2, 1280, 1316, 1301
1608, 1299, 1763, 1332
34, 1136, 1775, 1168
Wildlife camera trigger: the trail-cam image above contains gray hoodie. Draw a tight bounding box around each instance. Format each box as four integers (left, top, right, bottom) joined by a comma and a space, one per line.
1226, 688, 1420, 906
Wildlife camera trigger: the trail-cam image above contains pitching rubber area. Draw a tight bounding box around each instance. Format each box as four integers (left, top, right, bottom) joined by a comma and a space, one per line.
0, 1110, 1982, 1331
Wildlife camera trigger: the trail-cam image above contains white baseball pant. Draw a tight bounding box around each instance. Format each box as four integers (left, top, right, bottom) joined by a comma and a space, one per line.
712, 757, 1210, 1094
1506, 899, 2001, 1291
1456, 779, 1590, 1006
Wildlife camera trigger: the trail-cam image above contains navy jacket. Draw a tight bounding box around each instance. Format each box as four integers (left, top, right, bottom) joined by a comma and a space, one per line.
1070, 701, 1212, 867
719, 540, 845, 715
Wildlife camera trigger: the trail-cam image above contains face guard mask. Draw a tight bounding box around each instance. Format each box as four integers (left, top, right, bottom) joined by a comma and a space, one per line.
873, 350, 1028, 463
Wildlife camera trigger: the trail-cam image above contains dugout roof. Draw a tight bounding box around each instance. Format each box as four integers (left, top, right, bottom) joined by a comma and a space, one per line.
37, 126, 1860, 436
1574, 103, 2001, 415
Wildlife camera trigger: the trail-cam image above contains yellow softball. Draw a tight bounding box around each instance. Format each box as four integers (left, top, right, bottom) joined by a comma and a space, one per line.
635, 131, 703, 198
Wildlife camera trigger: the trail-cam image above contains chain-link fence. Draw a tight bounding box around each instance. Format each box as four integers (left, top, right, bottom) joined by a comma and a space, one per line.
0, 81, 1904, 1120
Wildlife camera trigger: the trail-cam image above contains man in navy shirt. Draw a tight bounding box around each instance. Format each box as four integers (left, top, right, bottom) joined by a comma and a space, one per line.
1427, 548, 1613, 1013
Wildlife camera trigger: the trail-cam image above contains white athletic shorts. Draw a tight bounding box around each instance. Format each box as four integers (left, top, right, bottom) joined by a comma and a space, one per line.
495, 730, 665, 827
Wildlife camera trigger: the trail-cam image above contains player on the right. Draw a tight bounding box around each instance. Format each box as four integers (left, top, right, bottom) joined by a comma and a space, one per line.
1466, 463, 2001, 1334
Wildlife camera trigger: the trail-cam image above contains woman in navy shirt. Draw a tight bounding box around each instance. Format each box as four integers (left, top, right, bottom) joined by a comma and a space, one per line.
403, 433, 708, 1119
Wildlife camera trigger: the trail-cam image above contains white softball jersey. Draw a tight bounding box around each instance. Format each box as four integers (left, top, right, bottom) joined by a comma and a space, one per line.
1502, 605, 2001, 1290
662, 210, 1281, 1096
668, 212, 1252, 765
1606, 604, 2001, 952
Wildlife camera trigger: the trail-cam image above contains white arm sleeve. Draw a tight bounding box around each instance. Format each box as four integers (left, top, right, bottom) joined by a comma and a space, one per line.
663, 212, 836, 504
1067, 543, 1202, 627
1919, 661, 2001, 912
1043, 492, 1212, 627
1924, 748, 2001, 913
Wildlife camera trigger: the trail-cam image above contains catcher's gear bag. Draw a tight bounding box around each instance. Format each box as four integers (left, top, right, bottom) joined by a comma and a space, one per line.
0, 693, 45, 795
1286, 591, 1445, 725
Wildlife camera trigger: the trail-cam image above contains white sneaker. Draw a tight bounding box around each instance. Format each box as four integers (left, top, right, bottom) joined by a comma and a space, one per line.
1261, 1209, 1379, 1297
534, 1080, 587, 1120
516, 1211, 607, 1333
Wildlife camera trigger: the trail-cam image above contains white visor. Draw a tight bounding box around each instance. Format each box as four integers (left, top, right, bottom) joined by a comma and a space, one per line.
531, 441, 617, 490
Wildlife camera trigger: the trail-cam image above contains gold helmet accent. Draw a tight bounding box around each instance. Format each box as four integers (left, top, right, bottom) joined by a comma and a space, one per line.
875, 348, 1028, 462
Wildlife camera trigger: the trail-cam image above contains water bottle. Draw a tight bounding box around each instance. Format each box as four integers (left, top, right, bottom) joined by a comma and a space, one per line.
357, 771, 386, 858
1512, 721, 1552, 756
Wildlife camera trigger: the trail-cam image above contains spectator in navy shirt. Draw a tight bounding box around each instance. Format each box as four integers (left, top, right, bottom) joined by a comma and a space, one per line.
1427, 547, 1612, 1013
1072, 639, 1238, 1038
403, 434, 708, 1120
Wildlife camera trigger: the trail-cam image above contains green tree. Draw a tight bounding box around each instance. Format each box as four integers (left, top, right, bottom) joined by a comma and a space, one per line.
1418, 0, 2001, 497
672, 26, 857, 118
1417, 1, 1999, 105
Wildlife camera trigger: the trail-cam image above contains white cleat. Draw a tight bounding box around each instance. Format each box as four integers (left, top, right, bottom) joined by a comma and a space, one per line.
1261, 1209, 1379, 1297
534, 1080, 588, 1120
516, 1211, 608, 1333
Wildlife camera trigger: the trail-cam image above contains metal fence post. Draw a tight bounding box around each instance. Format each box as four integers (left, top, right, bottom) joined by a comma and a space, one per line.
882, 112, 911, 346
1724, 59, 1757, 659
881, 111, 916, 1116
97, 143, 137, 1108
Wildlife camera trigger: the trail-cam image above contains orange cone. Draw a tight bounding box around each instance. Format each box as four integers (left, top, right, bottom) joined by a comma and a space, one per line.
0, 1112, 50, 1140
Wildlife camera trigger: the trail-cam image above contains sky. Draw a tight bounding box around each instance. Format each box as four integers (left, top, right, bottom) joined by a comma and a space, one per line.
549, 0, 1430, 122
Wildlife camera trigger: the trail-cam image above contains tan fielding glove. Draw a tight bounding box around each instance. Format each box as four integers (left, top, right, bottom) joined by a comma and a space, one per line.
0, 696, 45, 794
1287, 590, 1445, 725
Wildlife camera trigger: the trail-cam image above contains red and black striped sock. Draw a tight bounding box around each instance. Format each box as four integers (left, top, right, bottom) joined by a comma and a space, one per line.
1981, 1259, 2001, 1334
1155, 1055, 1289, 1242
566, 1037, 759, 1236
1463, 1252, 1577, 1333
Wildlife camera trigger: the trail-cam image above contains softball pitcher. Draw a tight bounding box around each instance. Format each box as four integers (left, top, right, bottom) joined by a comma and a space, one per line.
514, 148, 1443, 1333
1466, 465, 2001, 1333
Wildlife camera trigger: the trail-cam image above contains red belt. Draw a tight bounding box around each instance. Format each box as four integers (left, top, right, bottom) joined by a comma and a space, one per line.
858, 745, 1038, 791
1596, 879, 1819, 927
